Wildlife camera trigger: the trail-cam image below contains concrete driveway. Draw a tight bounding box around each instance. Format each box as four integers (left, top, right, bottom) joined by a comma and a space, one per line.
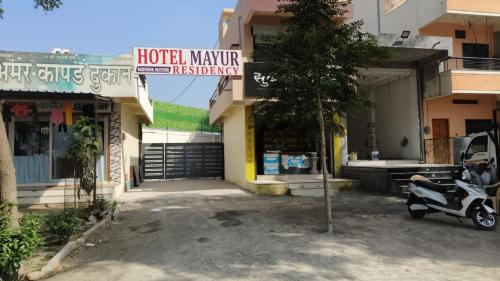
46, 180, 500, 281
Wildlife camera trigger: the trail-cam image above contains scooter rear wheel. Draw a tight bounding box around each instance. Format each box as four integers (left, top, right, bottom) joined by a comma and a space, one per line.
471, 209, 497, 231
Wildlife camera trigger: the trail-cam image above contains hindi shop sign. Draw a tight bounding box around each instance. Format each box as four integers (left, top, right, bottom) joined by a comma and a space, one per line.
0, 51, 135, 95
133, 48, 243, 76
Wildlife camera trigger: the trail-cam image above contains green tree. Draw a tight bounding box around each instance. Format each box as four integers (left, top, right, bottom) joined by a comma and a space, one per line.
254, 0, 388, 233
0, 0, 62, 18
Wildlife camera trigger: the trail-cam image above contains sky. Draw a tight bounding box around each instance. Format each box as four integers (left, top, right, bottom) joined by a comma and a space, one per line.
0, 0, 237, 109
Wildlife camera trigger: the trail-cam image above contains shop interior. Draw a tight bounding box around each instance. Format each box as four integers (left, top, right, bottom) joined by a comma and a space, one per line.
1, 93, 110, 185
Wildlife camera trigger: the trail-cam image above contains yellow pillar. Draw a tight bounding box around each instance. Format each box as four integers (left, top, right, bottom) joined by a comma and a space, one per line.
332, 115, 345, 178
333, 134, 342, 177
245, 106, 256, 181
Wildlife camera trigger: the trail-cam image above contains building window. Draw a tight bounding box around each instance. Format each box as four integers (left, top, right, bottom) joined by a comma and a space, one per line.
385, 0, 407, 14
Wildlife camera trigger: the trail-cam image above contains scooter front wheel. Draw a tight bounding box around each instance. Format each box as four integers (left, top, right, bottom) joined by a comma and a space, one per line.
471, 209, 497, 231
408, 207, 426, 219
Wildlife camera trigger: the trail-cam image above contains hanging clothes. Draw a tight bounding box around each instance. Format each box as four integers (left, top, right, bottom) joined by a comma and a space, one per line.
12, 103, 29, 118
51, 107, 64, 126
31, 103, 39, 123
1, 103, 12, 123
64, 102, 73, 126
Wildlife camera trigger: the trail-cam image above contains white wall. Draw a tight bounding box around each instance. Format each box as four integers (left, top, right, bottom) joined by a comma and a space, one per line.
348, 74, 421, 160
142, 128, 222, 144
351, 0, 445, 35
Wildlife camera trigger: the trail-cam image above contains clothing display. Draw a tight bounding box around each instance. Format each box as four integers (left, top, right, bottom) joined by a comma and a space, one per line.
58, 123, 68, 133
31, 103, 39, 123
64, 102, 73, 126
50, 107, 64, 125
1, 104, 12, 122
12, 103, 29, 118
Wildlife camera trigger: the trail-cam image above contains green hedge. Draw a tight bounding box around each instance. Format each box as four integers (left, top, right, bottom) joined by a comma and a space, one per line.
146, 101, 221, 132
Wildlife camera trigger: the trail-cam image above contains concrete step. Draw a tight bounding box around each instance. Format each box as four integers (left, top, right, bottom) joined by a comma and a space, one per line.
256, 174, 332, 181
247, 178, 361, 197
289, 179, 361, 197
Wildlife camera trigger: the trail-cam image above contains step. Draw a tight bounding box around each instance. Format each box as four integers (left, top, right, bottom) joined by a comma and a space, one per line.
256, 174, 332, 181
392, 177, 454, 182
400, 184, 457, 193
389, 171, 454, 179
289, 179, 362, 197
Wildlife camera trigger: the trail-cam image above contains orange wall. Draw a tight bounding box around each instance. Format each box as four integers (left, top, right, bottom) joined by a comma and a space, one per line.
424, 94, 496, 138
450, 71, 500, 93
420, 22, 494, 57
447, 0, 500, 15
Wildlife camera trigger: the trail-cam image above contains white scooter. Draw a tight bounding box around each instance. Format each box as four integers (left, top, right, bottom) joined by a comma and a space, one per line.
407, 166, 497, 231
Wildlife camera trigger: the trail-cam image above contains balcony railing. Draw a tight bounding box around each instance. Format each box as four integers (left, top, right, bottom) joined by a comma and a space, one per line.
440, 57, 500, 72
209, 76, 230, 108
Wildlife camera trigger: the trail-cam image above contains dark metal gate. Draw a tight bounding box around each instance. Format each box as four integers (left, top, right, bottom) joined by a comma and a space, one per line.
142, 143, 224, 180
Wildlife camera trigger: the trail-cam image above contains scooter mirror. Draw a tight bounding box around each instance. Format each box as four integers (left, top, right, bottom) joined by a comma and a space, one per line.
462, 168, 472, 181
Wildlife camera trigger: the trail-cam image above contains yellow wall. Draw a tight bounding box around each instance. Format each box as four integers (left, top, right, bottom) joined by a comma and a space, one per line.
245, 106, 256, 181
120, 103, 141, 194
223, 106, 248, 187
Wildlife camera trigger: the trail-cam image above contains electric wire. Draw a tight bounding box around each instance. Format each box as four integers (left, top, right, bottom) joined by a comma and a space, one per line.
168, 27, 226, 103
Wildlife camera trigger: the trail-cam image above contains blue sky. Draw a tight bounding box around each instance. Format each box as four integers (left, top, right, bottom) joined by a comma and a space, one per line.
0, 0, 237, 109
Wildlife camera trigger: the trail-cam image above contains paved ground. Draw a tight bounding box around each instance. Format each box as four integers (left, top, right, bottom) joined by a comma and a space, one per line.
46, 180, 500, 281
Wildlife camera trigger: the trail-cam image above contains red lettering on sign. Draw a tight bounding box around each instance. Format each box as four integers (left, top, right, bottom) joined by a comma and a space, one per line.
149, 49, 159, 65
173, 66, 180, 74
137, 48, 148, 64
159, 49, 169, 65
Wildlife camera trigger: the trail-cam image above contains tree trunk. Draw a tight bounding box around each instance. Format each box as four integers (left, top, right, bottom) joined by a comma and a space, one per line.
0, 111, 19, 228
317, 96, 333, 233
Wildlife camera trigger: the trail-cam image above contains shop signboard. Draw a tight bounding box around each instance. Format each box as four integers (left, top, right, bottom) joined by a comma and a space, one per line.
263, 153, 280, 175
0, 51, 135, 96
281, 154, 310, 170
133, 47, 242, 76
244, 62, 277, 97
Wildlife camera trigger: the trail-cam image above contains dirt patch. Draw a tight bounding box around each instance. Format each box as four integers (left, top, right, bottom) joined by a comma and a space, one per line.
210, 210, 246, 227
128, 220, 161, 232
198, 237, 210, 243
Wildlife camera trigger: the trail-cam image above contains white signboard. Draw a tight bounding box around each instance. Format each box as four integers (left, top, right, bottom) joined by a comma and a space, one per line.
0, 51, 135, 96
133, 47, 243, 76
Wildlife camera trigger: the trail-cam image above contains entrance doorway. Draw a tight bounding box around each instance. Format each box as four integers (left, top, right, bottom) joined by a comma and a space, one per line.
432, 119, 450, 164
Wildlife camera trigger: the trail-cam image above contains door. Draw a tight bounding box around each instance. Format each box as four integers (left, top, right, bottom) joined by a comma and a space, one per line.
463, 43, 489, 69
432, 119, 450, 164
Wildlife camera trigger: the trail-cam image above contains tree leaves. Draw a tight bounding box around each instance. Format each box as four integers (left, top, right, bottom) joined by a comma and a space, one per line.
0, 0, 62, 18
254, 0, 388, 132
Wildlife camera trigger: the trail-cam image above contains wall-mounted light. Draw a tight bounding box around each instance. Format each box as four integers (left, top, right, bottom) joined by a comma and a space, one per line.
401, 30, 411, 39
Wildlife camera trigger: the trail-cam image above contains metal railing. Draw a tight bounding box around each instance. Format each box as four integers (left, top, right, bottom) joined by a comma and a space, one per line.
209, 76, 230, 108
440, 56, 500, 72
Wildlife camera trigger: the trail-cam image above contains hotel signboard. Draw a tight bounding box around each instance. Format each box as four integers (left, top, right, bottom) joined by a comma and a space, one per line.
133, 47, 243, 76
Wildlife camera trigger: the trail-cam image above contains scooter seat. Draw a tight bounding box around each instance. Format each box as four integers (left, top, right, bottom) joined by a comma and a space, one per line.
412, 180, 449, 194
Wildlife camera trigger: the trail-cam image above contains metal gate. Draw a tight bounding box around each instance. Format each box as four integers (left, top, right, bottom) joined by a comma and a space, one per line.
142, 143, 224, 180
